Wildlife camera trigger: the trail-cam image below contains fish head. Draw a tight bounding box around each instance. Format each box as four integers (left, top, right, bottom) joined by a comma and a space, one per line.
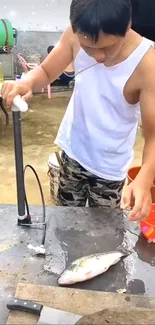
58, 263, 89, 285
58, 269, 76, 285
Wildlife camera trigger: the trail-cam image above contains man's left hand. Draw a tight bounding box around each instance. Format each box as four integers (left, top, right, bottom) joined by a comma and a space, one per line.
121, 181, 152, 221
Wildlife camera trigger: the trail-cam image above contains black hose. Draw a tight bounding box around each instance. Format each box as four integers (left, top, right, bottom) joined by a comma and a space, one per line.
0, 97, 9, 125
23, 164, 47, 247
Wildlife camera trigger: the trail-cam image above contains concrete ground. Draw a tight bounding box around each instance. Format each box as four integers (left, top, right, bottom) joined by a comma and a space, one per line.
0, 90, 144, 206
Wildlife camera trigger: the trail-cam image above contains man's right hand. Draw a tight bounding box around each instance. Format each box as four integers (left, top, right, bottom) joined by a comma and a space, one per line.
1, 80, 32, 109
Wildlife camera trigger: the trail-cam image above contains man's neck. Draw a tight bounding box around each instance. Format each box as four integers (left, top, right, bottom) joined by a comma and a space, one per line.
104, 30, 142, 67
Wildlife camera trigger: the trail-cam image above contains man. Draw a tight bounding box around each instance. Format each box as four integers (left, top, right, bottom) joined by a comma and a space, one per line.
2, 0, 155, 221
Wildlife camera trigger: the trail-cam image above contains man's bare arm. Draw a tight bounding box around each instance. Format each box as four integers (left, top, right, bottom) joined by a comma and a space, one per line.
121, 48, 155, 221
22, 27, 74, 92
1, 27, 74, 107
135, 48, 155, 188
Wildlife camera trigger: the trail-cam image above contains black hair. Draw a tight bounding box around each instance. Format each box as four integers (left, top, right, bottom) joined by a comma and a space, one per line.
47, 45, 55, 54
70, 0, 132, 42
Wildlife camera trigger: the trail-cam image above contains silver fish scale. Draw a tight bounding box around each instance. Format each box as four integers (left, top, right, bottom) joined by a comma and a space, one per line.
72, 251, 124, 267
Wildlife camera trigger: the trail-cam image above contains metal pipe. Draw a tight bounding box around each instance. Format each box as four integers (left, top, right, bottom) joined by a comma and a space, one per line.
11, 96, 28, 223
12, 109, 25, 218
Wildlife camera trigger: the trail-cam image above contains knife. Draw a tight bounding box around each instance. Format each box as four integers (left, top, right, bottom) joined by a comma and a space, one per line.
7, 298, 82, 324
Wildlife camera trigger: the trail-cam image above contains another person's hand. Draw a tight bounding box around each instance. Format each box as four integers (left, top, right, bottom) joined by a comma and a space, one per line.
121, 180, 152, 221
1, 80, 32, 109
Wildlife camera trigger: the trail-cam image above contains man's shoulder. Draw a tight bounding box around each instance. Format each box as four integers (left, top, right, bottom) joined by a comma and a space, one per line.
127, 41, 155, 95
63, 26, 80, 58
63, 26, 79, 45
137, 45, 155, 87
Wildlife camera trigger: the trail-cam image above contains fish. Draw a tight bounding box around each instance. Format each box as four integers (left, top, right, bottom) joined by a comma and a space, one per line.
57, 250, 129, 285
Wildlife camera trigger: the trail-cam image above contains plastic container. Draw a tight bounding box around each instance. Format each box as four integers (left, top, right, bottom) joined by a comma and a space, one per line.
0, 19, 14, 47
127, 166, 155, 203
140, 204, 155, 241
0, 62, 4, 83
47, 151, 61, 205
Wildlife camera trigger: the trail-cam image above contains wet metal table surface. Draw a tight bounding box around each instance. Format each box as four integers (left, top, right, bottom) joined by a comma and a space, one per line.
0, 204, 155, 324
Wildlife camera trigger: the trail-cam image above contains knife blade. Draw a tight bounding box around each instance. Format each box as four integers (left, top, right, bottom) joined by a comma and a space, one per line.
7, 298, 82, 324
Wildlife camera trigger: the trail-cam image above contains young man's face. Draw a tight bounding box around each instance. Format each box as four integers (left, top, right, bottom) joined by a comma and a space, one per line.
77, 31, 126, 63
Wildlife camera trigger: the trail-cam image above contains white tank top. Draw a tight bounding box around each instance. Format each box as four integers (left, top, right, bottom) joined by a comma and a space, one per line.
55, 37, 154, 181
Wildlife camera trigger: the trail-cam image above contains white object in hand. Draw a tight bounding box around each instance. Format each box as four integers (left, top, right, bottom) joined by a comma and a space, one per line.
13, 95, 28, 112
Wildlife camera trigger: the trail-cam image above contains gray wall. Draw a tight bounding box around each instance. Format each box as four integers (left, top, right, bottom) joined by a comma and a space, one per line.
15, 30, 63, 75
16, 30, 62, 60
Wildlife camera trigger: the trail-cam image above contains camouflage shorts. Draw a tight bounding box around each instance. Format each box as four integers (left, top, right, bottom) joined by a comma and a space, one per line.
57, 151, 125, 208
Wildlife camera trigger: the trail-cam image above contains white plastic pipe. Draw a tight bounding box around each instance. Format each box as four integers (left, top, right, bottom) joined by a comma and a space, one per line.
12, 95, 28, 112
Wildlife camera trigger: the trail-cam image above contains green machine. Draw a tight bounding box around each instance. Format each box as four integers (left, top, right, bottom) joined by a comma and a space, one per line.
0, 18, 16, 47
0, 19, 17, 81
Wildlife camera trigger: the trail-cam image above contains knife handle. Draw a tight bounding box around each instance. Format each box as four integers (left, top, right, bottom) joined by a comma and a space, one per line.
7, 298, 43, 315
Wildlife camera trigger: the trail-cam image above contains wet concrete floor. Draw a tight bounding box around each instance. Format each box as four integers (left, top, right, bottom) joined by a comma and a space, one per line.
0, 90, 144, 207
0, 205, 155, 323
